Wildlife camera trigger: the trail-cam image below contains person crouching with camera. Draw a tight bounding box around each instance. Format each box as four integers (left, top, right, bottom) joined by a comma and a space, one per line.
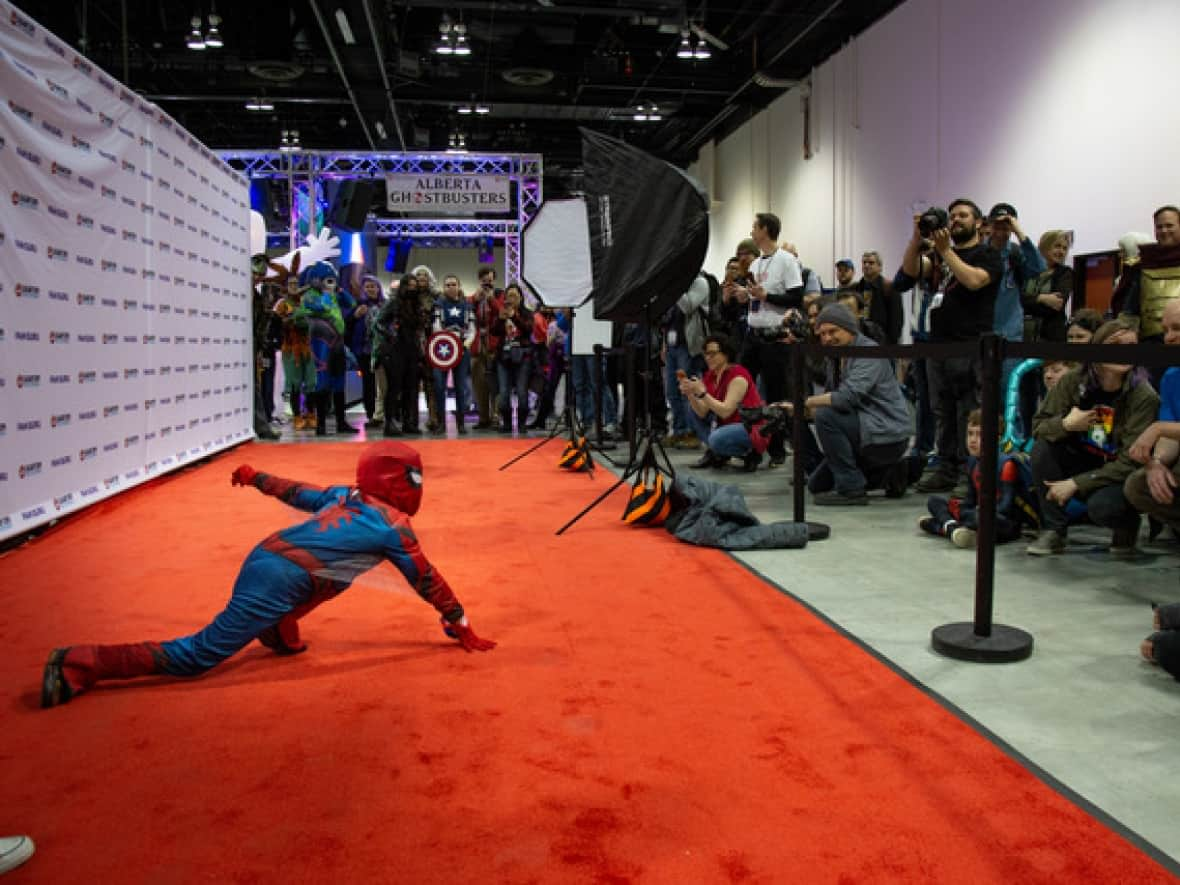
679, 334, 766, 472
779, 304, 912, 505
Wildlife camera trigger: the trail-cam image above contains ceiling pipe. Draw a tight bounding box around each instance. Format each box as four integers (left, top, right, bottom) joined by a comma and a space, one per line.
681, 0, 841, 154
143, 94, 353, 104
361, 0, 407, 150
307, 0, 377, 150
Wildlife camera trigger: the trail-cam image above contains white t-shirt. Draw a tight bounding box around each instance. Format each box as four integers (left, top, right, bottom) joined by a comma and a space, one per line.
747, 249, 803, 330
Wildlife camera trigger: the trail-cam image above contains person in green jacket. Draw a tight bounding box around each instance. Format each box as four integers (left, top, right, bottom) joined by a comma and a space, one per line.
1026, 319, 1159, 556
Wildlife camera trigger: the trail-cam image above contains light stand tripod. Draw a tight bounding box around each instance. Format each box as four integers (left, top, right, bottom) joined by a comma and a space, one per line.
499, 308, 620, 472
555, 304, 674, 535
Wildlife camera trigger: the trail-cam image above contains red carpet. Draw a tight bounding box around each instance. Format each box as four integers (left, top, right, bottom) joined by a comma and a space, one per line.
0, 439, 1174, 883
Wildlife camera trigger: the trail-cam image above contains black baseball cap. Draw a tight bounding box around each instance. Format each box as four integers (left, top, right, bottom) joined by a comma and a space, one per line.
835, 258, 855, 269
988, 202, 1018, 221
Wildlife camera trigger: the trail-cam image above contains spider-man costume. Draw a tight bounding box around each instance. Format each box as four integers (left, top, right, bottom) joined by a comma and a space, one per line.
41, 442, 494, 707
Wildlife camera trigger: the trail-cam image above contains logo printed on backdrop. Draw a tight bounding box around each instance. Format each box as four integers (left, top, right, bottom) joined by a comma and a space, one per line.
10, 9, 36, 37
18, 462, 43, 480
8, 100, 34, 123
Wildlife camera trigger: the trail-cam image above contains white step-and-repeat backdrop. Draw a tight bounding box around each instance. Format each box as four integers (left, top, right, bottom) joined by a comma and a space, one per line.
0, 2, 253, 542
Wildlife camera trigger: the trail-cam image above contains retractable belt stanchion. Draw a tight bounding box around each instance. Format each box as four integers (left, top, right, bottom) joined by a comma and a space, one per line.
789, 341, 808, 525
930, 333, 1034, 662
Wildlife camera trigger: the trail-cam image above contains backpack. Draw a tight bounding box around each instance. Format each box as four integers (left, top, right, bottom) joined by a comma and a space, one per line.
697, 271, 722, 335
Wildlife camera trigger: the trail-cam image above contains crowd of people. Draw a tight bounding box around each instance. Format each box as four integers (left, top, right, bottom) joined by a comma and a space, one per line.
248, 203, 1180, 680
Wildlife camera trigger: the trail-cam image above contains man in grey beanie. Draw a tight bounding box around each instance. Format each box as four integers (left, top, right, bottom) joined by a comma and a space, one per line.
784, 303, 911, 504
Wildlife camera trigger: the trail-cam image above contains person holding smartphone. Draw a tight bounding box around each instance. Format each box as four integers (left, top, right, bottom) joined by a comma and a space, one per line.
678, 334, 765, 472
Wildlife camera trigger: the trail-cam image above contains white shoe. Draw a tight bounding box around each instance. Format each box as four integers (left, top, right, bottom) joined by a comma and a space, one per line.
0, 836, 34, 874
951, 526, 977, 549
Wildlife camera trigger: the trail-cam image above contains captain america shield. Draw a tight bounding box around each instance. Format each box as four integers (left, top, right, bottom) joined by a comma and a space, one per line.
427, 330, 462, 371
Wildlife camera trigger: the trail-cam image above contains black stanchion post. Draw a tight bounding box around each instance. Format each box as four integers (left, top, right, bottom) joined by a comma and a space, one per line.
973, 333, 1001, 635
931, 333, 1033, 663
790, 341, 806, 524
592, 343, 605, 443
623, 344, 637, 462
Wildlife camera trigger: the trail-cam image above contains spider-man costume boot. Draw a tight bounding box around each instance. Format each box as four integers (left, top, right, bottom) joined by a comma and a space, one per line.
41, 642, 165, 708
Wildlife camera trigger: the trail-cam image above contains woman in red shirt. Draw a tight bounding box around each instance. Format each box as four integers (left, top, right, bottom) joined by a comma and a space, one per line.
678, 334, 764, 471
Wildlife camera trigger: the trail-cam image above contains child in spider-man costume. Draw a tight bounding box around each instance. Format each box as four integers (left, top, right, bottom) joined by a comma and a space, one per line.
41, 442, 494, 707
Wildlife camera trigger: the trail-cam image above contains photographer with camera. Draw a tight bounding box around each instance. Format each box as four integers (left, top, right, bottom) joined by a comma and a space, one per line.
773, 304, 911, 505
678, 334, 765, 472
896, 200, 1004, 494
738, 213, 806, 468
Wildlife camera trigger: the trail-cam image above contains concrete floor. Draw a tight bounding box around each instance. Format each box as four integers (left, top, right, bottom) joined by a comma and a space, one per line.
258, 400, 1180, 873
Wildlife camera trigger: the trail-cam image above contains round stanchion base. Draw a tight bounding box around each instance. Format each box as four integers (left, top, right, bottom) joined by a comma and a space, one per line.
931, 622, 1034, 663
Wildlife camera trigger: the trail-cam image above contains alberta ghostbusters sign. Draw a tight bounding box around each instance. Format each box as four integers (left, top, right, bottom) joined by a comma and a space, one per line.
385, 173, 511, 214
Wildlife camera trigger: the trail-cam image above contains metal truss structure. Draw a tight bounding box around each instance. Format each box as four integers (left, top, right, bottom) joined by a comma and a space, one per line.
219, 150, 543, 286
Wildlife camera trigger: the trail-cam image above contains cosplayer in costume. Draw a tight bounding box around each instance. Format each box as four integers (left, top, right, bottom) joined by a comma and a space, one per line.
300, 261, 358, 435
41, 442, 495, 707
249, 213, 341, 432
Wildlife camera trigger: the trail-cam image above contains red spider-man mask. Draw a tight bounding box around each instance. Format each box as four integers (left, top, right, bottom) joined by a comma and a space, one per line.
356, 442, 423, 515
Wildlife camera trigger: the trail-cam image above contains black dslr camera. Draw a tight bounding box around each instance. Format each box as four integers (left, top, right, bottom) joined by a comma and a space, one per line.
739, 404, 790, 437
917, 207, 949, 238
783, 308, 809, 341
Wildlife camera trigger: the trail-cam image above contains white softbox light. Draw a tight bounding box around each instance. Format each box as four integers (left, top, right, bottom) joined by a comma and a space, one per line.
521, 198, 593, 307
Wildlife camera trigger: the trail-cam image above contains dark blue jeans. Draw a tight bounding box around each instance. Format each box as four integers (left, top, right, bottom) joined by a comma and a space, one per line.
809, 407, 907, 495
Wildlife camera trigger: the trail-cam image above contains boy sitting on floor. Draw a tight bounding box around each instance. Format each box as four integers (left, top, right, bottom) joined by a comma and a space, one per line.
919, 409, 1040, 548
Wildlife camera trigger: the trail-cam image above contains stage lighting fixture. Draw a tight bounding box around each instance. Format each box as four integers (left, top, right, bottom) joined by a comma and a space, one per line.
186, 17, 205, 50
204, 14, 223, 48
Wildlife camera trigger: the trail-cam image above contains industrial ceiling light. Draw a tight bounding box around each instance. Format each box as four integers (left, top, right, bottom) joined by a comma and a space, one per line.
474, 102, 491, 115
279, 129, 301, 152
335, 8, 356, 45
632, 103, 661, 122
245, 97, 274, 111
676, 32, 693, 59
186, 16, 206, 50
692, 38, 711, 60
434, 18, 454, 55
457, 102, 473, 115
452, 22, 471, 56
204, 13, 223, 49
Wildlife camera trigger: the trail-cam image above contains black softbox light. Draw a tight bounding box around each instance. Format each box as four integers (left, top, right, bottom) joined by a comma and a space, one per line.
581, 128, 709, 323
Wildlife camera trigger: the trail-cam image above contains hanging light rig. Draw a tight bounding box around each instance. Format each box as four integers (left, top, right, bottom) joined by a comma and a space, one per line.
186, 4, 224, 51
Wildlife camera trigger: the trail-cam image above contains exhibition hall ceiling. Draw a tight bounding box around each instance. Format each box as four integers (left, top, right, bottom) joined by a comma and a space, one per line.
16, 0, 901, 189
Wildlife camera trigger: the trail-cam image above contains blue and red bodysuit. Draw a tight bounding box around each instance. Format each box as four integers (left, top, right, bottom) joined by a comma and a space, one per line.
41, 442, 494, 708
159, 472, 464, 675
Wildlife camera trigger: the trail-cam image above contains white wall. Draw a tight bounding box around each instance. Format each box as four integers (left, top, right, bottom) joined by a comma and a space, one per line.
693, 0, 1180, 283
373, 245, 505, 293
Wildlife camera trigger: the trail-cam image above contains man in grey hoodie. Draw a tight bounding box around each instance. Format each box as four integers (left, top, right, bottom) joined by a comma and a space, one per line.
794, 303, 911, 505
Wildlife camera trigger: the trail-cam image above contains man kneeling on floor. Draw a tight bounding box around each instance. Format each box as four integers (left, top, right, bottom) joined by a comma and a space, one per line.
40, 442, 495, 708
781, 303, 911, 505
